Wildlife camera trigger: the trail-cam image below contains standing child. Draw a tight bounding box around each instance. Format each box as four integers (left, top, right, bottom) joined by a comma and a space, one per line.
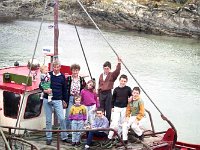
69, 95, 87, 146
106, 74, 132, 145
40, 65, 52, 102
81, 79, 99, 125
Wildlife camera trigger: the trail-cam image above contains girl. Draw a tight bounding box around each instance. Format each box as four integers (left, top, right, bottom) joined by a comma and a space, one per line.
69, 95, 87, 146
81, 80, 99, 125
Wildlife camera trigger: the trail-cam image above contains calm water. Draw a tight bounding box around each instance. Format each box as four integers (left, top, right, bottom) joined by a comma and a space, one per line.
0, 20, 200, 144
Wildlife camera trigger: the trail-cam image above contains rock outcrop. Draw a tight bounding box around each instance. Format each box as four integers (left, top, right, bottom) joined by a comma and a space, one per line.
0, 0, 200, 38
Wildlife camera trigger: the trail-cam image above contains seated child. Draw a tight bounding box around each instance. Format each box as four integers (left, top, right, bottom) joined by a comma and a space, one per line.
84, 108, 109, 150
120, 87, 145, 145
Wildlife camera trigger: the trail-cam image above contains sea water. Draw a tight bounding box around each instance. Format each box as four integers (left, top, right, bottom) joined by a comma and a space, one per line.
0, 20, 200, 144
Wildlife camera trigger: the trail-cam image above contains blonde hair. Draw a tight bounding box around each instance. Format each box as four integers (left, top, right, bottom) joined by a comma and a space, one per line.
40, 65, 48, 73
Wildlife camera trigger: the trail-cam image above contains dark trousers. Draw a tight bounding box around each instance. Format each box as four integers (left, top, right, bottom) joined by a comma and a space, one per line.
86, 131, 107, 146
99, 92, 112, 122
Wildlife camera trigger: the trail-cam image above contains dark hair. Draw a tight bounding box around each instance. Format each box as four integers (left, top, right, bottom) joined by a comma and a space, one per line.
103, 61, 111, 69
70, 64, 80, 71
133, 87, 140, 94
96, 107, 104, 112
119, 74, 128, 80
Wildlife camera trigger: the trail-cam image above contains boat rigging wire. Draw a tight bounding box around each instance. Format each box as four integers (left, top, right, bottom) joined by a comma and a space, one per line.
77, 0, 177, 131
77, 0, 177, 146
77, 0, 164, 115
13, 0, 49, 135
68, 4, 93, 80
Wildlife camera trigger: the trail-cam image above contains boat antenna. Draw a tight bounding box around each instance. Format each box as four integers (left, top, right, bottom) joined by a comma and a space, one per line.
68, 6, 93, 80
76, 0, 177, 143
13, 0, 49, 134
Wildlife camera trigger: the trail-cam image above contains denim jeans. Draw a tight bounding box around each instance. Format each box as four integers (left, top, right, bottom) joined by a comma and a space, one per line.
86, 131, 107, 146
65, 96, 74, 130
85, 104, 96, 125
43, 98, 68, 140
71, 120, 84, 142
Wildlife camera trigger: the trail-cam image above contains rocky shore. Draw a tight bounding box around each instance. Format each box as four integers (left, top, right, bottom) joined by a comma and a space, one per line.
0, 0, 200, 38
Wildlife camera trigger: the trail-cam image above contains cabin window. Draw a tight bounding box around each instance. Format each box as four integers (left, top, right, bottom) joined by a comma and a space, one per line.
3, 91, 21, 118
24, 93, 43, 119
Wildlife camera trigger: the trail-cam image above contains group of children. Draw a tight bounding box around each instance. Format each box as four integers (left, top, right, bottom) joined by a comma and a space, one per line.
40, 64, 145, 149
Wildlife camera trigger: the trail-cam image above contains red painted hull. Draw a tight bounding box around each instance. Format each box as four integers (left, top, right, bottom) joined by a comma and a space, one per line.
176, 141, 200, 150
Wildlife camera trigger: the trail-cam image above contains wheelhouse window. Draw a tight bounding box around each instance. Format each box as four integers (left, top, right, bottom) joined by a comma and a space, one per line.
24, 93, 43, 119
3, 91, 21, 118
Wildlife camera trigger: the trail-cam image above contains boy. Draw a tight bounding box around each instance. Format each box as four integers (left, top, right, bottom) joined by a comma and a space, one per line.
84, 108, 109, 150
105, 74, 132, 145
120, 87, 145, 145
98, 57, 121, 122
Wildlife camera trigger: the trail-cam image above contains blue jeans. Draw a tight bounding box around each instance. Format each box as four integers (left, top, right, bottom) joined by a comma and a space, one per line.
43, 98, 68, 140
71, 120, 84, 142
86, 131, 107, 146
65, 96, 74, 130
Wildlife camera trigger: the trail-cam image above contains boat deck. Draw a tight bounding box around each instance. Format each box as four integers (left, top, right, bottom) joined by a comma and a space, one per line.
0, 131, 168, 150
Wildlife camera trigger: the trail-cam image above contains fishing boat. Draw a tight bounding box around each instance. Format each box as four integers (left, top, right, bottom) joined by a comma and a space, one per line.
0, 0, 199, 150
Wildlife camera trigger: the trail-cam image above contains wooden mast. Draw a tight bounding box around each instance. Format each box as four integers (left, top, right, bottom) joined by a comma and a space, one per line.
54, 0, 59, 60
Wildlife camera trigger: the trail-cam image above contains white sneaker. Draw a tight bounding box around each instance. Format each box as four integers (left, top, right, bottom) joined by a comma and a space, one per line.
85, 144, 89, 149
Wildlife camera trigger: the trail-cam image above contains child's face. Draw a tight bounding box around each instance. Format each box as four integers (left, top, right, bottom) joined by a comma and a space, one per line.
43, 67, 48, 74
103, 66, 110, 75
96, 111, 104, 118
119, 78, 127, 87
132, 90, 140, 99
87, 82, 94, 89
75, 97, 81, 104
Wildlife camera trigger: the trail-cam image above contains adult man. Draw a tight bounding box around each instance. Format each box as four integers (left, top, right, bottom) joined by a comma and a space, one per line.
98, 57, 121, 122
40, 61, 69, 145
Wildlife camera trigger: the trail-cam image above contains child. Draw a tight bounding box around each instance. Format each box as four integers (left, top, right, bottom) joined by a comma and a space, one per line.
105, 74, 132, 145
81, 79, 99, 125
40, 65, 52, 102
69, 95, 87, 146
84, 108, 109, 150
120, 87, 145, 145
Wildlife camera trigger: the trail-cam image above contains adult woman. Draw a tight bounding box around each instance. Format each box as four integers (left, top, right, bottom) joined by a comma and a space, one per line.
65, 64, 86, 131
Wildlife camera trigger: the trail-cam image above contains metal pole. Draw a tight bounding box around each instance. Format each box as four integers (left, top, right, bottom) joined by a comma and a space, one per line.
54, 0, 59, 61
0, 128, 11, 150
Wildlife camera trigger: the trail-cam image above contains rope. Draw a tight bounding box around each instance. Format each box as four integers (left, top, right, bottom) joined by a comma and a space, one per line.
14, 0, 49, 134
68, 4, 93, 80
76, 0, 164, 115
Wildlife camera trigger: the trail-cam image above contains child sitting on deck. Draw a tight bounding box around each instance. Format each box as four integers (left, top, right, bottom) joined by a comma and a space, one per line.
81, 79, 99, 125
84, 108, 109, 150
69, 95, 87, 146
118, 87, 145, 146
40, 65, 52, 102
